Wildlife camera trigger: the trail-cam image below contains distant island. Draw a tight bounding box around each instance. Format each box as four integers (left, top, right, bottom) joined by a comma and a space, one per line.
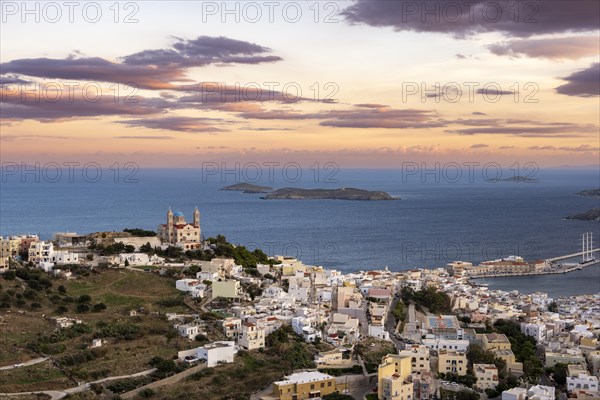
486, 175, 539, 183
566, 208, 600, 222
221, 183, 274, 193
577, 188, 600, 197
261, 187, 397, 201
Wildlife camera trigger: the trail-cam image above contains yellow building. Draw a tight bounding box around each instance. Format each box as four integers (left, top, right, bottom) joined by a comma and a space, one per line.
0, 236, 20, 258
268, 371, 339, 400
474, 364, 499, 391
211, 279, 242, 300
398, 345, 431, 374
157, 208, 201, 250
438, 350, 467, 376
378, 354, 414, 400
482, 333, 512, 351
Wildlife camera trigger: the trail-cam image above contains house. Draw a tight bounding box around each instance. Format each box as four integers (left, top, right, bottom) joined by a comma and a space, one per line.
53, 317, 82, 328
314, 348, 352, 367
177, 324, 199, 340
378, 354, 414, 400
118, 253, 150, 266
239, 323, 265, 350
527, 385, 555, 400
398, 345, 430, 374
212, 279, 242, 300
178, 341, 236, 368
196, 270, 219, 282
438, 349, 467, 376
221, 317, 242, 339
502, 387, 527, 400
267, 371, 339, 400
292, 317, 321, 343
545, 348, 587, 367
521, 321, 547, 343
198, 341, 236, 367
175, 279, 205, 298
474, 364, 499, 391
567, 365, 599, 395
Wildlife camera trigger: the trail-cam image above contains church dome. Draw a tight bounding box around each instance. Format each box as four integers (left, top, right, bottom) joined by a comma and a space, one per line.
173, 211, 184, 217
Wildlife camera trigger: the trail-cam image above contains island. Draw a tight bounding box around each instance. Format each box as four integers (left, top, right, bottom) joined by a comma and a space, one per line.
566, 208, 600, 222
221, 183, 274, 193
577, 188, 600, 197
261, 187, 397, 201
486, 175, 539, 183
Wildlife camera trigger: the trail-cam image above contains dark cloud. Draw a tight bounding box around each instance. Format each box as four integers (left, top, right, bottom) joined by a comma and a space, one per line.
118, 116, 228, 133
448, 119, 598, 137
0, 75, 30, 85
342, 0, 600, 38
237, 105, 446, 129
0, 85, 174, 122
476, 88, 514, 96
555, 63, 600, 97
178, 83, 304, 105
489, 36, 599, 59
115, 135, 174, 140
354, 103, 390, 108
472, 111, 487, 116
529, 144, 599, 152
122, 36, 281, 67
470, 143, 489, 148
0, 36, 282, 90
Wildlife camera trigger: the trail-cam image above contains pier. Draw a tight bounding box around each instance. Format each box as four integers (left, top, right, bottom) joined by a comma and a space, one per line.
546, 248, 600, 263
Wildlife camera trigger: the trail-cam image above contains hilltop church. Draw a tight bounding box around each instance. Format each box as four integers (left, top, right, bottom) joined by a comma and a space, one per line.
157, 208, 202, 250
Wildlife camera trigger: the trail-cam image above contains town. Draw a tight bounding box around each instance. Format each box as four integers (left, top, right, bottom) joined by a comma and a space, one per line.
0, 209, 599, 400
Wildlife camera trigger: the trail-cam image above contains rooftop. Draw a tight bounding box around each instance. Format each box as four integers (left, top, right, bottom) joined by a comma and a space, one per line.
274, 371, 333, 386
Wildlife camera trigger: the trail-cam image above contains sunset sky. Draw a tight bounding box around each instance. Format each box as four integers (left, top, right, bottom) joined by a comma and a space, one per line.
1, 0, 599, 167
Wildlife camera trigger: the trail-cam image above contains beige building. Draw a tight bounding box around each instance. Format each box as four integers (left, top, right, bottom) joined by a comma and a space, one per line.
0, 236, 20, 258
438, 350, 467, 376
239, 323, 265, 350
378, 354, 414, 400
212, 279, 242, 300
28, 241, 54, 264
157, 208, 201, 250
474, 364, 499, 391
545, 348, 587, 367
398, 345, 431, 374
266, 371, 339, 400
221, 317, 242, 339
482, 333, 512, 351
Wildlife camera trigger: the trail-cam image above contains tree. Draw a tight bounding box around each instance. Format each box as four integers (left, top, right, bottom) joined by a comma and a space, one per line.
77, 303, 90, 313
2, 270, 15, 280
55, 305, 68, 314
93, 303, 107, 312
140, 242, 153, 253
77, 294, 92, 303
58, 285, 67, 294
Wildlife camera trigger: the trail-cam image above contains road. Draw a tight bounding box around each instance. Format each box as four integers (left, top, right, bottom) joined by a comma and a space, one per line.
0, 368, 156, 400
385, 296, 405, 351
0, 356, 49, 371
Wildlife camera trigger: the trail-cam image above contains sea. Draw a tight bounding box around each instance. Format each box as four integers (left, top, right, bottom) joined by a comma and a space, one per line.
1, 167, 599, 297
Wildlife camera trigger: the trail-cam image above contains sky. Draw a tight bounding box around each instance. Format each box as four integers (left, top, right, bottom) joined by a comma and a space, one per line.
1, 0, 599, 168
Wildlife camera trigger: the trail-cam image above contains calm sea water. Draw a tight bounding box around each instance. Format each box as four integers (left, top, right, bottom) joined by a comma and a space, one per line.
1, 168, 599, 293
472, 263, 600, 298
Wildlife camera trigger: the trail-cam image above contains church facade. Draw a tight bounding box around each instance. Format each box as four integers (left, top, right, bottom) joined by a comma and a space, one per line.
157, 208, 202, 250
